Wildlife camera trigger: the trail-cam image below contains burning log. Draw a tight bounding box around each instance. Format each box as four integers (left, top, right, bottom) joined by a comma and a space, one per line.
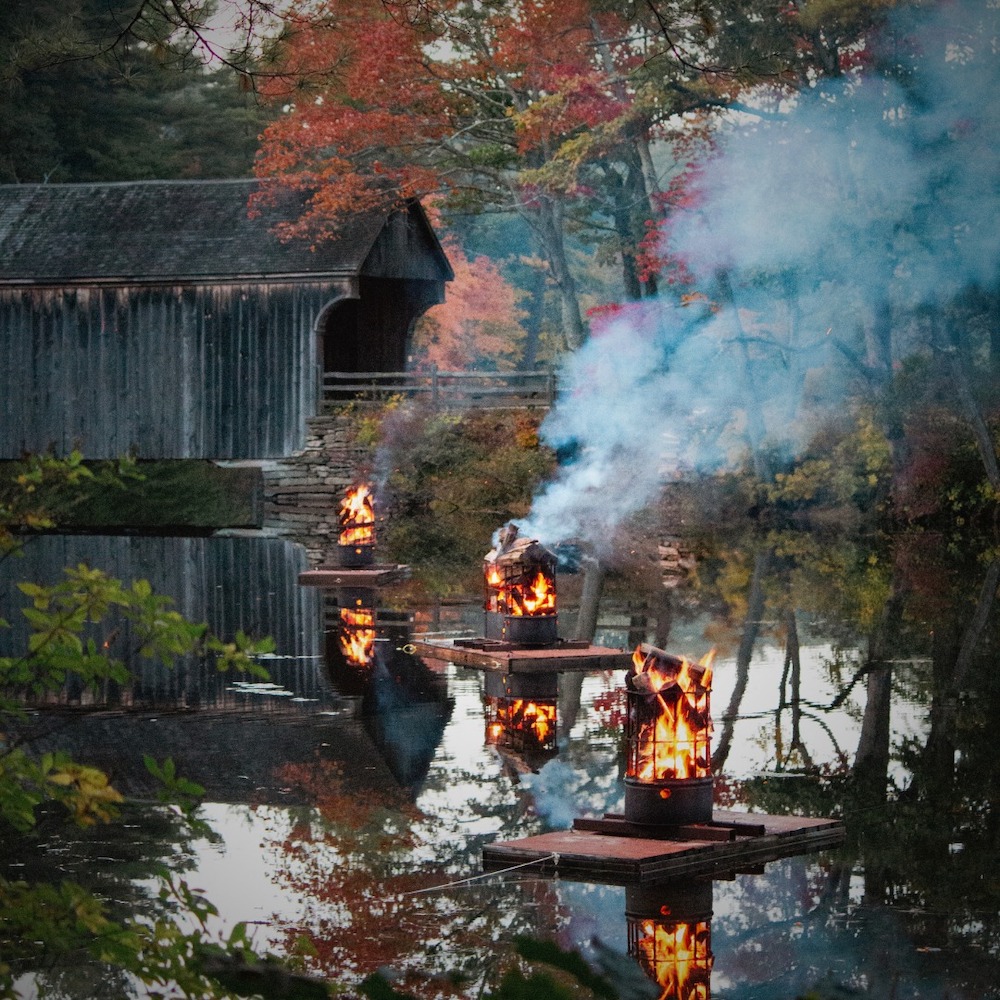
484, 524, 558, 646
624, 644, 715, 826
337, 483, 376, 567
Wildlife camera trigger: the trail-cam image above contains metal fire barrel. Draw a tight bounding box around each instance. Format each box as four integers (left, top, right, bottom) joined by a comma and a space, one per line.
336, 542, 375, 568
485, 609, 559, 645
623, 775, 714, 826
624, 879, 714, 922
623, 651, 714, 826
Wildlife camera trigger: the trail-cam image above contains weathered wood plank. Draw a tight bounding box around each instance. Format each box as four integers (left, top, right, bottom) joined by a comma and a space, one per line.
409, 638, 632, 673
482, 813, 845, 885
298, 565, 411, 587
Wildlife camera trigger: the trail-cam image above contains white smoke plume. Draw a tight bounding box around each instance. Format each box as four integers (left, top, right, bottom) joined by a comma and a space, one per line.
517, 0, 999, 550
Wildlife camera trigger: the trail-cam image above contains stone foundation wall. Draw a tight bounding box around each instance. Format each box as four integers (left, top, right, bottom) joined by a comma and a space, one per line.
261, 416, 374, 564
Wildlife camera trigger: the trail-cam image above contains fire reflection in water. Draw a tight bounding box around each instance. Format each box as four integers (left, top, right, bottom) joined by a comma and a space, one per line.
338, 606, 376, 667
626, 882, 714, 1000
484, 697, 557, 753
482, 671, 558, 766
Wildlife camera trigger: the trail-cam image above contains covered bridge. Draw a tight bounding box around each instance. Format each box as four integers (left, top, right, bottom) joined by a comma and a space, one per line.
0, 179, 453, 460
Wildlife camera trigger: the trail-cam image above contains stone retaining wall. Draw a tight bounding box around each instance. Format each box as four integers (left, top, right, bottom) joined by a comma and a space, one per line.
261, 416, 373, 564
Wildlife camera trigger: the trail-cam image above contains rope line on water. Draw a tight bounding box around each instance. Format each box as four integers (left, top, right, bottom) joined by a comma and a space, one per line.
401, 853, 560, 896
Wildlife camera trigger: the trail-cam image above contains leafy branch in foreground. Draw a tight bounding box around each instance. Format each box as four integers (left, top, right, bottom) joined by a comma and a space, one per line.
0, 450, 141, 563
0, 453, 301, 998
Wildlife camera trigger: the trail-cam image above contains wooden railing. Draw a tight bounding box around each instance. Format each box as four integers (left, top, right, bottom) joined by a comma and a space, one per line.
322, 367, 557, 410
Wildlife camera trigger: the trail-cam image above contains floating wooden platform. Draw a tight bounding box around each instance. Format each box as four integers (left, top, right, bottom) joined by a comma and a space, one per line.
482, 810, 845, 884
298, 564, 410, 587
409, 638, 632, 674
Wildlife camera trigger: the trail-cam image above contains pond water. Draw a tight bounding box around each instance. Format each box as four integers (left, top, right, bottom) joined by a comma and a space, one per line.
3, 528, 999, 999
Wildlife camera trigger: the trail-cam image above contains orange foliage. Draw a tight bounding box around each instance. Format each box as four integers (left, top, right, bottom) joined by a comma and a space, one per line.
253, 0, 453, 237
264, 757, 563, 997
411, 237, 527, 371
253, 0, 662, 241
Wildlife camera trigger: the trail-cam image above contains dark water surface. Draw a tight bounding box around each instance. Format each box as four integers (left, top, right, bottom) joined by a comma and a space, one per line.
3, 529, 998, 999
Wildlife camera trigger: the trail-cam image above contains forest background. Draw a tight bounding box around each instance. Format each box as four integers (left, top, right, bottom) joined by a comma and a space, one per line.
5, 0, 1000, 533
2, 1, 999, 998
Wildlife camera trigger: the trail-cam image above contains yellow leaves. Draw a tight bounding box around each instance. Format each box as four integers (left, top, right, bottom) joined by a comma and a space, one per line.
72, 892, 111, 934
47, 763, 124, 826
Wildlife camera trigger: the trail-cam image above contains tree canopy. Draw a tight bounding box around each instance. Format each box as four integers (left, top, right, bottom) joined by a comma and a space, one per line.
253, 0, 907, 350
0, 0, 275, 182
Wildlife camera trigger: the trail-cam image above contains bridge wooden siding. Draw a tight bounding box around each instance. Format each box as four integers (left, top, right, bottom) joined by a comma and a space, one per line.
0, 181, 453, 461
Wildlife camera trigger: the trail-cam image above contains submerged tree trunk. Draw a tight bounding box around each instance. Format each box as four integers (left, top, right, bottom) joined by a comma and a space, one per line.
933, 312, 1000, 489
778, 609, 812, 768
712, 547, 773, 772
573, 555, 606, 642
560, 556, 605, 738
854, 586, 905, 794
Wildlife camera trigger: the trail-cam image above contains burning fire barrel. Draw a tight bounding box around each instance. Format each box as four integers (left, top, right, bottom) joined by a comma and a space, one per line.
484, 525, 558, 646
624, 644, 714, 826
337, 484, 376, 567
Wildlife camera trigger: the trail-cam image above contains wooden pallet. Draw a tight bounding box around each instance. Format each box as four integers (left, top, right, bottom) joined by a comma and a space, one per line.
408, 638, 632, 674
298, 565, 410, 587
482, 809, 845, 884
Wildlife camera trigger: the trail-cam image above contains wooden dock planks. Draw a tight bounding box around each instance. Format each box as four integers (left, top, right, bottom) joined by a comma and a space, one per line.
409, 638, 632, 673
298, 565, 411, 587
482, 810, 845, 884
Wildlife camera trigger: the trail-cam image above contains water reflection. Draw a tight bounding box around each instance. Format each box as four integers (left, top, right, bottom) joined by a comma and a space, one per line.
626, 882, 713, 1000
3, 528, 1000, 997
0, 534, 327, 709
483, 671, 559, 772
322, 585, 453, 794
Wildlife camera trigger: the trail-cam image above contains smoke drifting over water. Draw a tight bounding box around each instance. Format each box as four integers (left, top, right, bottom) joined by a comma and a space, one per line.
517, 0, 1000, 550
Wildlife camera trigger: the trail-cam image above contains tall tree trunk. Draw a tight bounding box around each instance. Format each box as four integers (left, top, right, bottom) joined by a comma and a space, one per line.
952, 558, 1000, 691
601, 166, 643, 301
520, 261, 546, 369
589, 15, 659, 297
933, 312, 1000, 489
717, 271, 772, 480
840, 301, 910, 483
531, 195, 586, 351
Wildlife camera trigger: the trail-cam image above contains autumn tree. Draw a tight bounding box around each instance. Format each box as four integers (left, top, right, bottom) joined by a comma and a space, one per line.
609, 0, 1000, 497
252, 1, 767, 350
411, 237, 528, 371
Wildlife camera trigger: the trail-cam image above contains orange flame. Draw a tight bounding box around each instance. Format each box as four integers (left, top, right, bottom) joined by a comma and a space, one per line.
487, 567, 557, 617
339, 607, 375, 666
339, 484, 375, 546
634, 919, 713, 1000
629, 647, 714, 782
510, 570, 556, 616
